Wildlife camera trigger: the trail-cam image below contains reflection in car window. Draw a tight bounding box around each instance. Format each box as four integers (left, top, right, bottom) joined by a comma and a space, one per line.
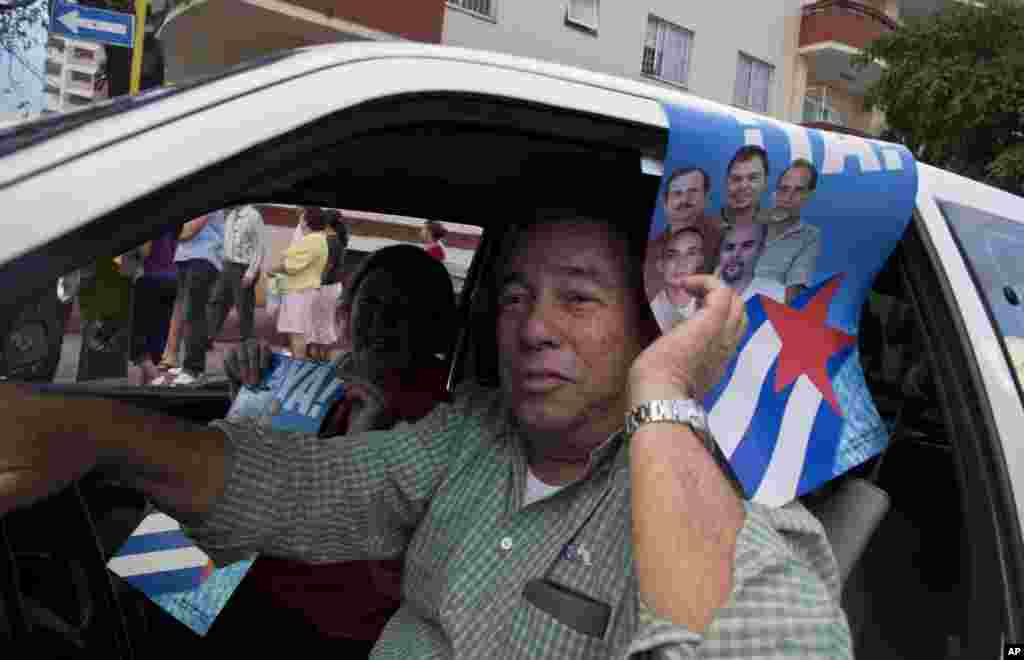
940, 200, 1024, 400
0, 50, 298, 160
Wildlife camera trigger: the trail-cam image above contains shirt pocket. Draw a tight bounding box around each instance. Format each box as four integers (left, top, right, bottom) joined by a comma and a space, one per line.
501, 588, 611, 659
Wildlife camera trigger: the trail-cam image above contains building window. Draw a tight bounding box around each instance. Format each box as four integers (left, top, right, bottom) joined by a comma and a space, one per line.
803, 86, 846, 126
72, 47, 96, 61
70, 70, 94, 85
44, 83, 61, 96
447, 0, 494, 19
734, 53, 773, 114
45, 60, 62, 77
566, 0, 598, 31
642, 16, 694, 87
47, 36, 65, 52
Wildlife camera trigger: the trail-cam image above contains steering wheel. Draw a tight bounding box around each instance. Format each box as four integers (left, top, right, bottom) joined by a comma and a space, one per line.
0, 478, 140, 657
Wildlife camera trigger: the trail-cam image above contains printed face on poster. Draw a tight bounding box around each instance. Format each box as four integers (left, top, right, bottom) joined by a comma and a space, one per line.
644, 101, 918, 506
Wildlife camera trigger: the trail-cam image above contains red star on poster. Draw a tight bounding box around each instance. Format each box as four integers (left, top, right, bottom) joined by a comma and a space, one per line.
759, 275, 856, 415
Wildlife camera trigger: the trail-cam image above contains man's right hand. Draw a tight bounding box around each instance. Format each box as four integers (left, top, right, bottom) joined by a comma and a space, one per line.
0, 384, 101, 516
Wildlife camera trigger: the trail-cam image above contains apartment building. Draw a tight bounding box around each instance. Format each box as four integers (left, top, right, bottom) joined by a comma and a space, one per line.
445, 0, 958, 133
157, 0, 447, 83
154, 0, 959, 133
790, 0, 955, 135
42, 35, 108, 116
444, 0, 801, 121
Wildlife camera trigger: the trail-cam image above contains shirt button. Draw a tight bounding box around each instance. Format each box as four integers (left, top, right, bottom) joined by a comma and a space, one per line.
499, 536, 514, 552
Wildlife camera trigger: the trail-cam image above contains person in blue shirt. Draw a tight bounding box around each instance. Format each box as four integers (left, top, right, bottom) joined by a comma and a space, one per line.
162, 211, 226, 386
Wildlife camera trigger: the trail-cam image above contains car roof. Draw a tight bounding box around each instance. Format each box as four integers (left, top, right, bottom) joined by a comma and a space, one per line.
0, 41, 673, 187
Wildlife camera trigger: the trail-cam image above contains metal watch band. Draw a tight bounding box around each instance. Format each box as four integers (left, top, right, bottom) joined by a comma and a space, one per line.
625, 399, 747, 499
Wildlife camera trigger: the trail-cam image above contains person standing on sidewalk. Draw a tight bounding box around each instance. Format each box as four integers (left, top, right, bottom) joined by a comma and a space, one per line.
166, 211, 225, 386
127, 231, 178, 385
307, 210, 348, 362
208, 205, 265, 346
271, 207, 329, 361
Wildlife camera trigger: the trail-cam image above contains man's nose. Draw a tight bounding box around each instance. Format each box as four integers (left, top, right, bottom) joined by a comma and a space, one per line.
520, 296, 561, 350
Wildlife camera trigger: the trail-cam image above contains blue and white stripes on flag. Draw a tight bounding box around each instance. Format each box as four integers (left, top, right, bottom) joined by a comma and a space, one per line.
107, 512, 214, 597
705, 276, 855, 506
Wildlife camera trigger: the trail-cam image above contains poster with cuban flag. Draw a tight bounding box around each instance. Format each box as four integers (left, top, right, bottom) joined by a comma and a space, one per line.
644, 99, 917, 507
108, 354, 347, 634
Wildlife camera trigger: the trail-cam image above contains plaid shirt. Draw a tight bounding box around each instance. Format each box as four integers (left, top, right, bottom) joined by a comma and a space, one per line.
188, 384, 851, 659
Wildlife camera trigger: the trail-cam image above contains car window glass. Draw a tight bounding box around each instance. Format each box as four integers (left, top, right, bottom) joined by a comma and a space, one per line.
939, 200, 1024, 408
35, 205, 479, 388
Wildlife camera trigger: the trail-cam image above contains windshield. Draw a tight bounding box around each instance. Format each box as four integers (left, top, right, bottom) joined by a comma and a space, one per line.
939, 199, 1024, 408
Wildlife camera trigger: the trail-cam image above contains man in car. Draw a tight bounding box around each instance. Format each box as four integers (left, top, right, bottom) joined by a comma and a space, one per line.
721, 145, 770, 228
645, 167, 722, 300
718, 221, 786, 303
0, 213, 850, 658
755, 159, 822, 303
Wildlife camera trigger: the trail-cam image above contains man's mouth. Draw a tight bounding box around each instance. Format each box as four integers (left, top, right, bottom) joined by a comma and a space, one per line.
519, 370, 572, 393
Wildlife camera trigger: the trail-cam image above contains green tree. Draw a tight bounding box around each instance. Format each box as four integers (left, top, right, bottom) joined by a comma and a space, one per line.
856, 0, 1024, 193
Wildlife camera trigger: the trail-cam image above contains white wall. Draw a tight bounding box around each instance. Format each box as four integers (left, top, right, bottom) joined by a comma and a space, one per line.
443, 0, 802, 120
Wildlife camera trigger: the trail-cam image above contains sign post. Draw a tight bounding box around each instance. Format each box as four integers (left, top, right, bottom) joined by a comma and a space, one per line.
128, 0, 147, 95
50, 0, 135, 48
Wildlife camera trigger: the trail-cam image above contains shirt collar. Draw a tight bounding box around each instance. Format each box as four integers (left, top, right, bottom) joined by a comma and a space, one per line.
499, 408, 629, 482
768, 218, 809, 241
720, 204, 761, 227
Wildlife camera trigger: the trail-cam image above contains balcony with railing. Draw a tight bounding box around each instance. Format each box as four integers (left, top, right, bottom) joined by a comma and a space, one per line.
799, 0, 897, 97
800, 0, 899, 51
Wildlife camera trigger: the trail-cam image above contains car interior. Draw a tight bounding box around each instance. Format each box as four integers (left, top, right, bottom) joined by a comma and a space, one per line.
0, 91, 1019, 658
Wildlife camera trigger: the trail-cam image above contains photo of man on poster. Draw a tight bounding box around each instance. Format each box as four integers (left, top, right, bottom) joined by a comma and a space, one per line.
755, 159, 822, 303
644, 166, 722, 300
716, 222, 785, 303
721, 145, 770, 227
650, 226, 706, 332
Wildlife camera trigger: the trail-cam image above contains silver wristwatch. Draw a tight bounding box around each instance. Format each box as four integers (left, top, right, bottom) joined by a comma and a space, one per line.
625, 399, 710, 439
624, 399, 746, 498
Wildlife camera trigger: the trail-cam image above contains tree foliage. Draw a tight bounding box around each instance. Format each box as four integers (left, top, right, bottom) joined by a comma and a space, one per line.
856, 0, 1024, 193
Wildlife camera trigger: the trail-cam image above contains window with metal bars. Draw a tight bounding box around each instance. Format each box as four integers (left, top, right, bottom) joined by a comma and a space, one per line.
448, 0, 494, 19
641, 15, 693, 87
734, 53, 774, 114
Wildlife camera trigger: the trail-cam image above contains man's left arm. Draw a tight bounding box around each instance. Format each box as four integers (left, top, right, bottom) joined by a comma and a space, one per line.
624, 275, 851, 658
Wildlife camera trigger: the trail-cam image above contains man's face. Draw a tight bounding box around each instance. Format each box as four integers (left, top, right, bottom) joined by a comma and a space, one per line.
726, 157, 767, 213
659, 231, 704, 292
773, 167, 813, 218
664, 171, 707, 228
496, 220, 646, 444
719, 224, 765, 286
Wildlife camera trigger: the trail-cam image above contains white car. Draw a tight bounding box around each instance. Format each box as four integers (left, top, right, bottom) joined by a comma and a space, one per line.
0, 42, 1022, 658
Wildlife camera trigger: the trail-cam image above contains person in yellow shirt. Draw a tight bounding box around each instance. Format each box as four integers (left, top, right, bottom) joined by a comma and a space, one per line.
270, 207, 329, 360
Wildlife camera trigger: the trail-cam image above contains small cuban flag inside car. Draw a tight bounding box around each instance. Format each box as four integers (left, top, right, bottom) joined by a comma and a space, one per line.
106, 512, 215, 596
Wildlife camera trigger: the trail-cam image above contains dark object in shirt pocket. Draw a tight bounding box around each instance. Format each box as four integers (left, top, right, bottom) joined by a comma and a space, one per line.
522, 579, 610, 639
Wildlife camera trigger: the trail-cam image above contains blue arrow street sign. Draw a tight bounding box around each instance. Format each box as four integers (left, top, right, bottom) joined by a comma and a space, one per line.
50, 0, 135, 49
